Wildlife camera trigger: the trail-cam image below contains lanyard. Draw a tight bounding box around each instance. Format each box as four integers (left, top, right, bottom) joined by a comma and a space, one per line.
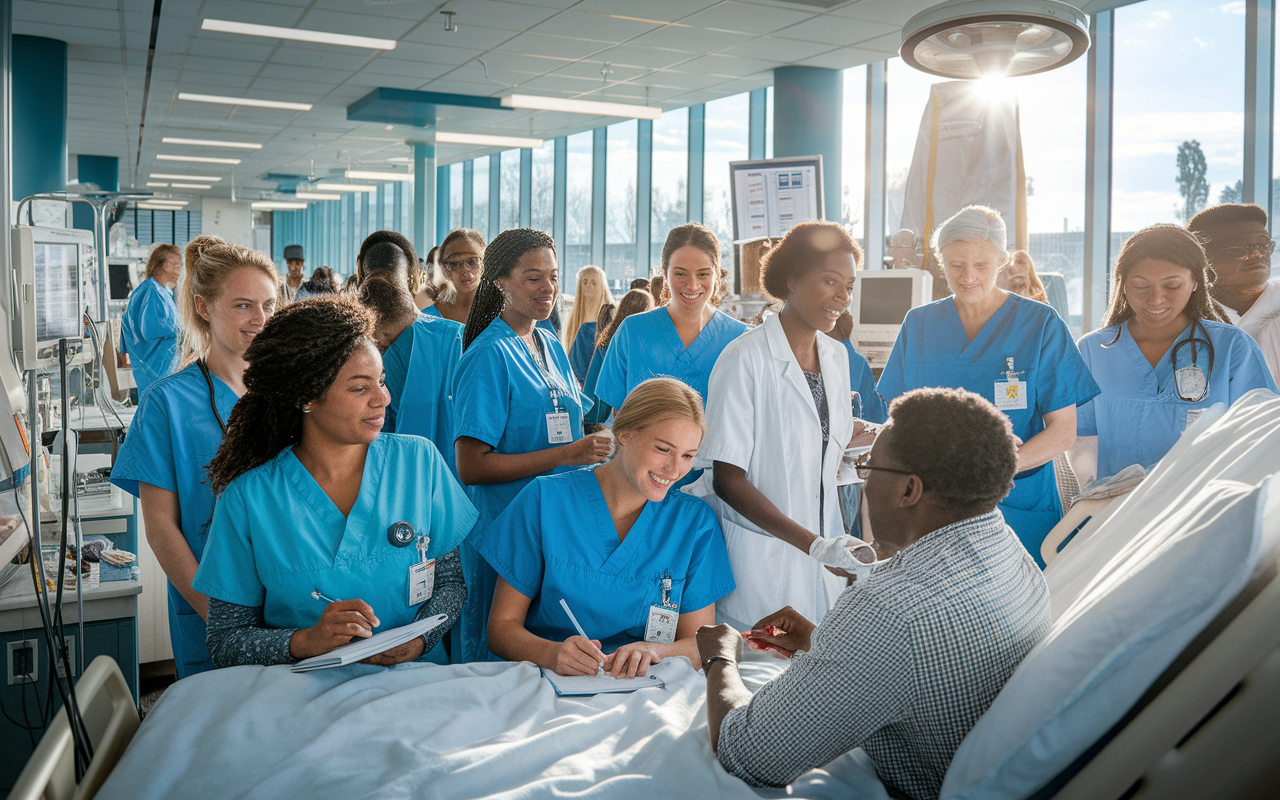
522, 332, 567, 412
196, 359, 228, 434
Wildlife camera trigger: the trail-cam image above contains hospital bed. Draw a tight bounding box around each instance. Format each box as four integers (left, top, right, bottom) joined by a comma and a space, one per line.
21, 391, 1280, 800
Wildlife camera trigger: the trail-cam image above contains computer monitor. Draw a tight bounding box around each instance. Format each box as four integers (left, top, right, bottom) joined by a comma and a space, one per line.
107, 261, 138, 301
11, 225, 91, 371
850, 269, 934, 370
729, 155, 824, 242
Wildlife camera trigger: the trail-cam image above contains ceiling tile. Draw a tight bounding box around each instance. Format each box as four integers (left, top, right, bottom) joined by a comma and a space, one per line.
672, 53, 781, 78
831, 0, 934, 25
677, 2, 816, 35
773, 14, 899, 46
569, 0, 722, 22
627, 25, 754, 53
198, 1, 307, 28
498, 31, 613, 59
399, 22, 517, 51
719, 35, 833, 62
530, 11, 661, 42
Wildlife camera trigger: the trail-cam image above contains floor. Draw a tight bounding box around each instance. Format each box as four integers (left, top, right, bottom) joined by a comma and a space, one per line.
138, 660, 175, 720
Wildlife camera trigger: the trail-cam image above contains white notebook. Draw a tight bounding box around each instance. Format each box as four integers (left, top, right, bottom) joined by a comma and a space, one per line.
291, 614, 448, 672
541, 668, 666, 696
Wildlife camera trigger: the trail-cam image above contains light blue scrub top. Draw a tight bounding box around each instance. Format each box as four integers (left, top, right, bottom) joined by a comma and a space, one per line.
568, 321, 598, 384
582, 345, 611, 425
452, 318, 590, 662
472, 468, 735, 652
1077, 319, 1276, 479
110, 362, 237, 678
120, 277, 180, 396
422, 305, 443, 318
425, 304, 556, 336
383, 314, 464, 476
877, 293, 1100, 566
840, 339, 889, 425
192, 434, 478, 665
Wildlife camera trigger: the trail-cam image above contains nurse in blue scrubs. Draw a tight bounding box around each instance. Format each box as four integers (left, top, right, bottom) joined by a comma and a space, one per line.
583, 290, 656, 426
597, 223, 748, 484
194, 295, 476, 667
878, 206, 1099, 565
479, 378, 734, 677
453, 228, 614, 663
110, 236, 279, 678
564, 265, 613, 384
120, 243, 183, 396
1071, 224, 1276, 485
424, 229, 484, 324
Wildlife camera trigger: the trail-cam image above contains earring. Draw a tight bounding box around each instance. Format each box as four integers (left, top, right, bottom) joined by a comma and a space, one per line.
301, 405, 312, 414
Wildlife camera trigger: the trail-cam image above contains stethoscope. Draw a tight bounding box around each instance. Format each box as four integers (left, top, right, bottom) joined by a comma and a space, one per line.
196, 359, 228, 434
1169, 321, 1215, 403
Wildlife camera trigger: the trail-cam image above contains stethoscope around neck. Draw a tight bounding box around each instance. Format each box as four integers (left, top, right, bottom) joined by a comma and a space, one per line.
1169, 321, 1215, 403
197, 359, 228, 433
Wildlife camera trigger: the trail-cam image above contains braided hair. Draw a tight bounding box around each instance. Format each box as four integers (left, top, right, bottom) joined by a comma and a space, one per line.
462, 228, 557, 351
206, 294, 377, 495
357, 230, 419, 286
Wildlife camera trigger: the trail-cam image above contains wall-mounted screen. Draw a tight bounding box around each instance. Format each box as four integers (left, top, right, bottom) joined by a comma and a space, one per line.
34, 243, 81, 341
730, 155, 824, 242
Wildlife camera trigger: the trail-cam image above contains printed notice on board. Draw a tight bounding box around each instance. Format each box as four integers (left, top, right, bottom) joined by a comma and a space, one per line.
734, 165, 819, 238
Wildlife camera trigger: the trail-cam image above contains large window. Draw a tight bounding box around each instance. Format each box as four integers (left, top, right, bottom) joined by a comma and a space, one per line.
842, 66, 867, 239
565, 132, 593, 274
606, 120, 638, 284
704, 93, 750, 269
500, 150, 520, 233
449, 163, 463, 233
532, 140, 554, 234
472, 156, 490, 240
884, 58, 936, 240
651, 107, 688, 271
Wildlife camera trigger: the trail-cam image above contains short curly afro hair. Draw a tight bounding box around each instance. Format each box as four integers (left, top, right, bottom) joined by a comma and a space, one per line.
884, 387, 1018, 513
760, 220, 862, 301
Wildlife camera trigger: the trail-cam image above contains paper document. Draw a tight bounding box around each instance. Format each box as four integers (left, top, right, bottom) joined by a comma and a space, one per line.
291, 614, 448, 672
541, 668, 665, 696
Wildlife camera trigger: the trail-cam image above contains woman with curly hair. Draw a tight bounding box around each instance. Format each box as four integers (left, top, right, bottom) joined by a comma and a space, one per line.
193, 295, 477, 667
120, 242, 183, 395
110, 235, 278, 678
452, 228, 613, 662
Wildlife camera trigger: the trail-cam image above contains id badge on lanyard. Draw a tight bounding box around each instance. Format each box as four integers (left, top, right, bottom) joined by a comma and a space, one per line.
994, 356, 1028, 411
644, 570, 679, 644
408, 534, 435, 605
546, 388, 572, 444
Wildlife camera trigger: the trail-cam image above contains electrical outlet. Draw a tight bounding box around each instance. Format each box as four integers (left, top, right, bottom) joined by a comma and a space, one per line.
54, 635, 76, 680
7, 639, 38, 685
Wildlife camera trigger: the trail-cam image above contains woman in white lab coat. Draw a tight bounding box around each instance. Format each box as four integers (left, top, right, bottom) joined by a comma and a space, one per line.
698, 222, 868, 630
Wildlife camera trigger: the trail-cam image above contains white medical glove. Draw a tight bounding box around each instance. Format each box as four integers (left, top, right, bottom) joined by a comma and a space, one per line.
808, 535, 880, 582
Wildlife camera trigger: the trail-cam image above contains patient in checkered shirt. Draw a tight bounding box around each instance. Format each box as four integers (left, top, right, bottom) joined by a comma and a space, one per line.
697, 387, 1052, 800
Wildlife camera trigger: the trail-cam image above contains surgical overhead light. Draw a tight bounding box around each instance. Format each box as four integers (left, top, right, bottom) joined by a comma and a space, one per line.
900, 0, 1089, 79
202, 19, 397, 50
499, 94, 662, 121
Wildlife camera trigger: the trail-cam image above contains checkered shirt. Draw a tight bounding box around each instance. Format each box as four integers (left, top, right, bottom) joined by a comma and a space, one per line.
716, 510, 1051, 800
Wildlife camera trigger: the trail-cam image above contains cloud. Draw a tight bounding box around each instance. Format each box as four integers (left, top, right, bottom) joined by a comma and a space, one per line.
1221, 1, 1246, 14
1194, 37, 1209, 48
1146, 10, 1173, 28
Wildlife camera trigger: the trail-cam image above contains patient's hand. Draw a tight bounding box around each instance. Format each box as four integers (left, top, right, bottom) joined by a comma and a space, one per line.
603, 641, 664, 679
553, 635, 607, 676
361, 637, 426, 667
745, 607, 816, 657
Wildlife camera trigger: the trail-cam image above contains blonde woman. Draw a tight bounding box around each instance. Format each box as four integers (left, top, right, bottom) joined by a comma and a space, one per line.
564, 265, 614, 383
110, 236, 279, 678
120, 243, 183, 395
477, 377, 734, 677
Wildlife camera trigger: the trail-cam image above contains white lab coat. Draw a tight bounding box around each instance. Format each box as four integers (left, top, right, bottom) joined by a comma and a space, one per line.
1223, 277, 1280, 386
692, 313, 855, 629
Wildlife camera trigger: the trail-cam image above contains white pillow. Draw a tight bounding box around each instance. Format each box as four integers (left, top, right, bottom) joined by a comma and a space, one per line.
939, 477, 1267, 800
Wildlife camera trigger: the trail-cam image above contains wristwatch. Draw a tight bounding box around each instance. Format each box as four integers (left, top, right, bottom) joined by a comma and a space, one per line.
702, 654, 734, 672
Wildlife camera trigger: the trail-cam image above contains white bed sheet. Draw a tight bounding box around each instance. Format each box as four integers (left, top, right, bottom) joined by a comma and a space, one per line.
96, 653, 891, 800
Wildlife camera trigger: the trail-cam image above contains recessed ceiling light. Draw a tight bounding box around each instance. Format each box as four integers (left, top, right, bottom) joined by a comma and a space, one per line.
138, 203, 188, 210
151, 173, 222, 181
434, 131, 544, 148
146, 181, 169, 187
344, 169, 410, 182
169, 183, 213, 189
202, 19, 397, 50
139, 200, 189, 207
161, 137, 263, 150
252, 201, 309, 210
295, 192, 342, 201
386, 157, 411, 163
156, 154, 242, 164
178, 92, 312, 111
315, 183, 377, 193
500, 94, 661, 120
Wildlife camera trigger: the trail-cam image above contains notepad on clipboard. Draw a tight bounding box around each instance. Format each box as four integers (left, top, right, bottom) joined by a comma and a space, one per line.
541, 668, 666, 696
291, 614, 448, 672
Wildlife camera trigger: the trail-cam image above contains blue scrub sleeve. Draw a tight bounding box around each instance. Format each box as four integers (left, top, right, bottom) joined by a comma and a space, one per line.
675, 500, 736, 612
595, 320, 631, 410
1074, 343, 1098, 436
110, 388, 178, 497
192, 484, 267, 608
138, 286, 180, 340
847, 346, 888, 424
875, 314, 911, 402
453, 344, 512, 448
569, 323, 595, 384
582, 347, 611, 425
470, 480, 545, 599
424, 439, 480, 552
1228, 333, 1278, 397
696, 347, 757, 471
1036, 313, 1101, 413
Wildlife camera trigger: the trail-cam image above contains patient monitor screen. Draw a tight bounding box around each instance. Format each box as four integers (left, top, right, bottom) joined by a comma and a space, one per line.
860, 277, 915, 326
34, 243, 81, 341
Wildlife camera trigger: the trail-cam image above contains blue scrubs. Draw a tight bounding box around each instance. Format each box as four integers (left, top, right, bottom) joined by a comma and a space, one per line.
471, 468, 735, 652
120, 277, 181, 396
110, 362, 237, 678
427, 304, 555, 337
452, 319, 590, 662
568, 321, 598, 384
582, 346, 611, 425
839, 339, 888, 424
192, 434, 477, 665
383, 314, 465, 476
1078, 319, 1276, 479
877, 293, 1100, 565
422, 305, 442, 318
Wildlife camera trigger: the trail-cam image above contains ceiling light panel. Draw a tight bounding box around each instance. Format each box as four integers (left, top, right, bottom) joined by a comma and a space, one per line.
150, 173, 222, 181
252, 201, 309, 210
146, 182, 168, 187
500, 94, 661, 120
161, 137, 263, 149
169, 183, 213, 189
202, 19, 398, 51
435, 131, 545, 149
314, 183, 377, 193
156, 154, 242, 164
178, 92, 313, 111
295, 192, 342, 201
344, 169, 410, 181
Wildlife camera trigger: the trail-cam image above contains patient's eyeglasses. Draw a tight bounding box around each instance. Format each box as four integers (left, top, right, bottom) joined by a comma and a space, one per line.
855, 463, 918, 481
1215, 239, 1275, 260
443, 256, 483, 274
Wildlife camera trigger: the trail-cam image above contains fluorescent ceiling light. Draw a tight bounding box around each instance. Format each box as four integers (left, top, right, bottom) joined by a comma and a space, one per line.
252, 201, 308, 210
151, 173, 222, 181
140, 200, 189, 207
170, 183, 212, 189
178, 92, 312, 111
295, 192, 342, 201
157, 154, 242, 165
146, 182, 169, 187
435, 131, 544, 149
161, 137, 263, 150
500, 94, 661, 121
202, 18, 397, 50
315, 183, 377, 193
386, 157, 411, 163
138, 203, 188, 210
344, 169, 410, 182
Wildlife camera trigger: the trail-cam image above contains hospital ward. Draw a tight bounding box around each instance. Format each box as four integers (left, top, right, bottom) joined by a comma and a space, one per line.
4, 0, 1280, 799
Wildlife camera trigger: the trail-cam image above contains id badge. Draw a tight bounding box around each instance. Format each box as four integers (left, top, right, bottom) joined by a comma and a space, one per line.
546, 412, 572, 444
994, 380, 1028, 411
408, 559, 435, 605
644, 604, 678, 644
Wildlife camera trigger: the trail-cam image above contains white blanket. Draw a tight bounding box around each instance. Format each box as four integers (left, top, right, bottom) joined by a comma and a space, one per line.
96, 654, 890, 800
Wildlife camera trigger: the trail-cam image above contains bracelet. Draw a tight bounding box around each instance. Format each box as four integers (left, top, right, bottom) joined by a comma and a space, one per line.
702, 654, 734, 672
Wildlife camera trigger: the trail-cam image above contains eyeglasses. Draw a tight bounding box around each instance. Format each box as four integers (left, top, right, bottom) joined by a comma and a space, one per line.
442, 257, 483, 274
1214, 239, 1275, 260
855, 463, 918, 481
